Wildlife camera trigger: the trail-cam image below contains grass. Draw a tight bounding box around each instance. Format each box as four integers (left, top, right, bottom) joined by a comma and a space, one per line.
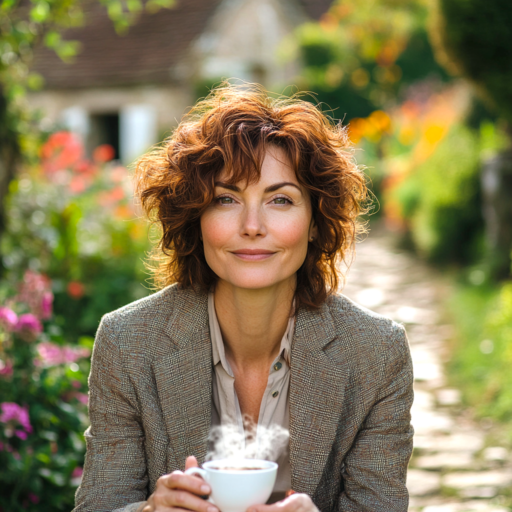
446, 279, 512, 441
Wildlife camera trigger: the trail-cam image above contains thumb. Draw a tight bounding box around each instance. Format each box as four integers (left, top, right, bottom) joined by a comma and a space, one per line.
185, 455, 199, 471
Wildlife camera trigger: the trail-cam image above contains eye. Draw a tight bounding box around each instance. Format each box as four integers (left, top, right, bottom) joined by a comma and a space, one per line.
215, 195, 236, 205
271, 196, 292, 205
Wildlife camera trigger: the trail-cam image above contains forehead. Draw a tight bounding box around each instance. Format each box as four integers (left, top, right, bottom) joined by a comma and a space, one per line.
216, 145, 298, 186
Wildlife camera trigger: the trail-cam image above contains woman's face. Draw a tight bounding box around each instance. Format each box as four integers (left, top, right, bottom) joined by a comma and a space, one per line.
200, 146, 316, 291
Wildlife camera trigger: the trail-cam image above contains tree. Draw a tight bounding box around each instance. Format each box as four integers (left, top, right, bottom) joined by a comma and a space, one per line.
293, 0, 448, 121
0, 0, 174, 276
429, 0, 512, 277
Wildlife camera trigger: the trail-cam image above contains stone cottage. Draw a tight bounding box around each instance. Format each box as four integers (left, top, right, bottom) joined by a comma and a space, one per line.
29, 0, 331, 163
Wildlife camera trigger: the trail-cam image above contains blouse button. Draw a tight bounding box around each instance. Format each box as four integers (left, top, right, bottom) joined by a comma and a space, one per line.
272, 391, 279, 398
273, 362, 282, 371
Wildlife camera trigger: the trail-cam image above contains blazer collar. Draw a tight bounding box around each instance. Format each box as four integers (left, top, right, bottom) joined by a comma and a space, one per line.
155, 286, 212, 468
156, 287, 346, 499
289, 298, 349, 498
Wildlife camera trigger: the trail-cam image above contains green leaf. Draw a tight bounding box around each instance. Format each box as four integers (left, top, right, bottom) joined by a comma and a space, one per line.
126, 0, 142, 12
78, 336, 94, 349
30, 1, 50, 23
40, 430, 58, 441
27, 72, 45, 91
55, 40, 81, 62
45, 31, 61, 49
1, 0, 17, 11
36, 452, 52, 464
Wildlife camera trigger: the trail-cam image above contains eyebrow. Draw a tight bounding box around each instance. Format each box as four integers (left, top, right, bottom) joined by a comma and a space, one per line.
214, 181, 302, 193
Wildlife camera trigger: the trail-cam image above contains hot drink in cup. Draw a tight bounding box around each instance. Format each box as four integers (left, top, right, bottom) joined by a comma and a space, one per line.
185, 459, 278, 512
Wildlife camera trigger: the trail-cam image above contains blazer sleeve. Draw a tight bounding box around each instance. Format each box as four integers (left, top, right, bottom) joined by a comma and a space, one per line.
73, 315, 149, 512
336, 324, 414, 512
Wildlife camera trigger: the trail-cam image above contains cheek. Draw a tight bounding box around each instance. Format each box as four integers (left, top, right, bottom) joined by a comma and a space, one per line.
201, 213, 232, 247
200, 211, 235, 271
272, 214, 310, 250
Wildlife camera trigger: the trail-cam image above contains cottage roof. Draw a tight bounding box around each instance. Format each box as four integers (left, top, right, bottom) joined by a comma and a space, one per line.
32, 0, 332, 89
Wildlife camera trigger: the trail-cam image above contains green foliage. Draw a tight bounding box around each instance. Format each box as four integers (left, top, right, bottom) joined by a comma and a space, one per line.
0, 0, 176, 249
448, 280, 512, 430
1, 132, 150, 340
293, 0, 448, 120
393, 124, 485, 264
430, 0, 512, 123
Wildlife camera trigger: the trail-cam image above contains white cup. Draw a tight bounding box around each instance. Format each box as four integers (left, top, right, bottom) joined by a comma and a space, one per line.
184, 459, 278, 512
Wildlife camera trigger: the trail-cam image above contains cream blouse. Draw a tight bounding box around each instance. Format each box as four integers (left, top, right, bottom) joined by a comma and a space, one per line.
208, 292, 294, 498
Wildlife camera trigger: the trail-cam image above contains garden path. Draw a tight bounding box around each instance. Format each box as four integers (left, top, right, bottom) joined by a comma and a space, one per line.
342, 226, 512, 512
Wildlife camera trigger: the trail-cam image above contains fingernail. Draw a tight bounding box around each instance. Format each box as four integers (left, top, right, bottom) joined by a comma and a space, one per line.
207, 507, 217, 512
201, 485, 211, 494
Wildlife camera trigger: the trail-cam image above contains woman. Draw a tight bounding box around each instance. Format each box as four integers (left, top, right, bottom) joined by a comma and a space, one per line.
74, 84, 414, 512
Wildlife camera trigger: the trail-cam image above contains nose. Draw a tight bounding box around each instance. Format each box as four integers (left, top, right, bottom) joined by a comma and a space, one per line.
240, 203, 266, 238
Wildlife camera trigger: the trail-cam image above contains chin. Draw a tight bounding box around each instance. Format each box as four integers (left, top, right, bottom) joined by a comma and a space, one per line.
220, 271, 293, 291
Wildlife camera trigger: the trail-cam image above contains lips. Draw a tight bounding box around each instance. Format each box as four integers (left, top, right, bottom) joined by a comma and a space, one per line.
231, 249, 276, 261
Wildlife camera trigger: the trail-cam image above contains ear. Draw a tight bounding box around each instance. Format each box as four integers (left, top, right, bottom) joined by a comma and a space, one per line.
308, 222, 318, 242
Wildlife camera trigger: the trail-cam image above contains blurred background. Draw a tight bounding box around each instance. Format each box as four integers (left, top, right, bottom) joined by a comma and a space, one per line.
0, 0, 511, 509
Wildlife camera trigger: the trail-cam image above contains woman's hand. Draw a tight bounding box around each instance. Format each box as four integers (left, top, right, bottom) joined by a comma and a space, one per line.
247, 493, 319, 512
143, 456, 219, 512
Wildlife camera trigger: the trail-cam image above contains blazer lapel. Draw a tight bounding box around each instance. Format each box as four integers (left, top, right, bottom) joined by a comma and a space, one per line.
289, 300, 350, 497
152, 287, 212, 470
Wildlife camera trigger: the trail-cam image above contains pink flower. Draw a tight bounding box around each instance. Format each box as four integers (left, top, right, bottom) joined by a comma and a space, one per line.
17, 270, 53, 320
71, 466, 84, 486
75, 393, 89, 405
28, 493, 39, 504
16, 314, 43, 342
0, 403, 32, 438
36, 342, 90, 366
71, 467, 83, 479
0, 359, 13, 378
0, 307, 18, 331
41, 292, 53, 320
15, 430, 28, 440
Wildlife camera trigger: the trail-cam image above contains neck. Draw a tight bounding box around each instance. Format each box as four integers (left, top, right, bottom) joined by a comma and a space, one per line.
213, 277, 295, 370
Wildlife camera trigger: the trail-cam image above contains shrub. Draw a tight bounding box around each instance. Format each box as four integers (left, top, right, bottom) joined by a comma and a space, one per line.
392, 124, 483, 265
0, 270, 91, 511
1, 132, 150, 341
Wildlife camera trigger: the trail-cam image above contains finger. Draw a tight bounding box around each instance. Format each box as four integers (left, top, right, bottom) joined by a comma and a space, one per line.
185, 455, 199, 470
161, 472, 211, 497
248, 494, 313, 512
166, 490, 218, 512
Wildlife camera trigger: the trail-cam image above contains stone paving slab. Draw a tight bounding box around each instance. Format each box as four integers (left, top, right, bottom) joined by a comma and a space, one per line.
443, 471, 512, 488
343, 229, 512, 511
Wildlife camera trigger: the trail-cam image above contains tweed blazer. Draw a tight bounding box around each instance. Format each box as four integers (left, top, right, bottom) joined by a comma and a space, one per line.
74, 284, 414, 512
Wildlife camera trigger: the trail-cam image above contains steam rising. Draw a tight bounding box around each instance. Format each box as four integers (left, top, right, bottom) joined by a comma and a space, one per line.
207, 419, 289, 462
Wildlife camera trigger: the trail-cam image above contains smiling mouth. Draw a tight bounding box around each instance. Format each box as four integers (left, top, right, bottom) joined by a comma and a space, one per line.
231, 250, 276, 261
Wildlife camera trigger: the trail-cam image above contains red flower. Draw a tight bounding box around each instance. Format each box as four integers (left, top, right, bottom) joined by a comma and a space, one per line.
67, 281, 85, 299
41, 131, 84, 174
93, 144, 115, 163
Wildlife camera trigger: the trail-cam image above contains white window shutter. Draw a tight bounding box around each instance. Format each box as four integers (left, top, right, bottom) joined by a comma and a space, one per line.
119, 104, 157, 164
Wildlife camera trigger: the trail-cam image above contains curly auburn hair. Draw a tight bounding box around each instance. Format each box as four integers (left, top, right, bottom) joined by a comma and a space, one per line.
134, 83, 368, 310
